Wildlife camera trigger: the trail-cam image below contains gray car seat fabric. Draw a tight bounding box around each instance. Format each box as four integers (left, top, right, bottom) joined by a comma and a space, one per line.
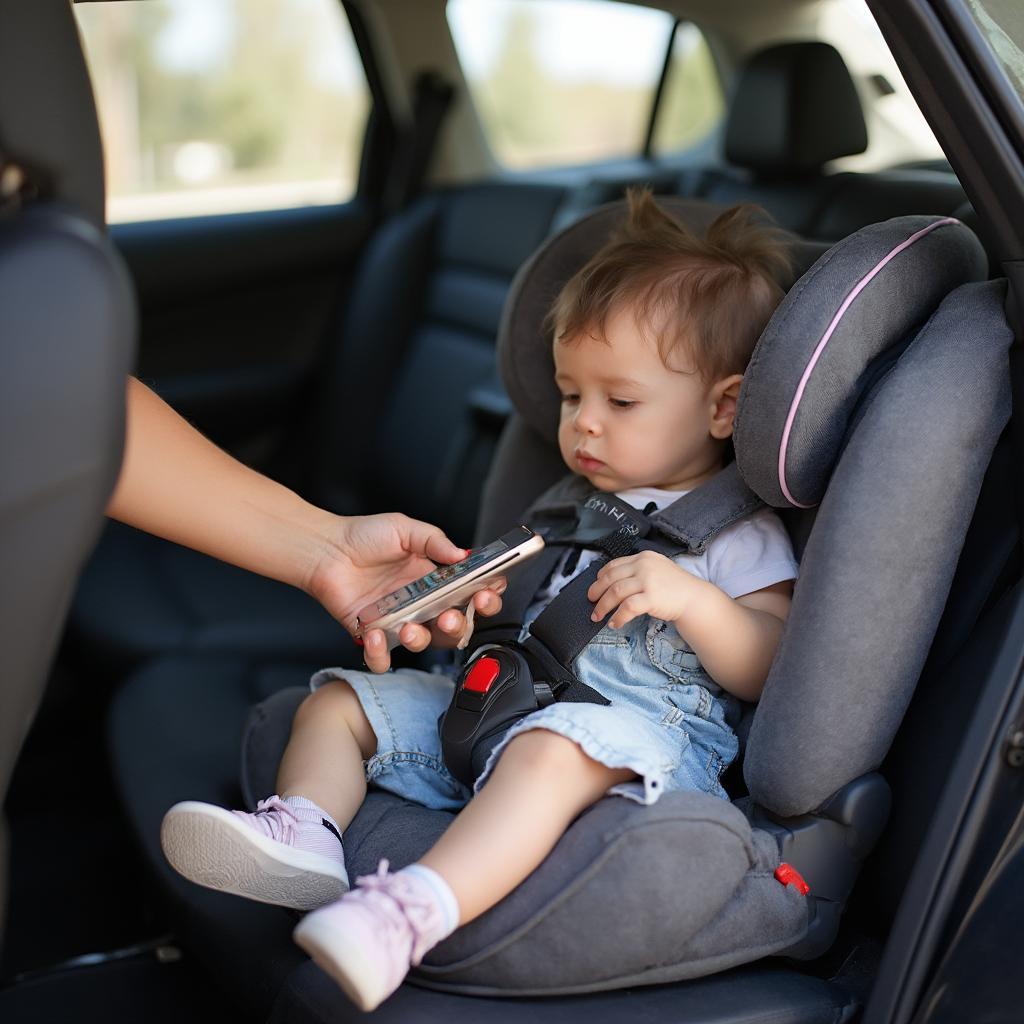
232, 207, 1010, 996
0, 0, 136, 928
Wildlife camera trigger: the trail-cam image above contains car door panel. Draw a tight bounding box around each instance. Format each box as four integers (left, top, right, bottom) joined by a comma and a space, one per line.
114, 200, 374, 456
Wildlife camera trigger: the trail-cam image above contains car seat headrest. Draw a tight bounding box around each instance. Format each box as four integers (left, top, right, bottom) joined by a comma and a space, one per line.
0, 1, 106, 228
725, 42, 867, 175
735, 215, 988, 508
498, 197, 824, 446
499, 201, 988, 512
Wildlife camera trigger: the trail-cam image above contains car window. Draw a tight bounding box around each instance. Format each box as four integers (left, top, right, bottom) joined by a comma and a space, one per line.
649, 22, 724, 157
821, 0, 944, 169
75, 0, 370, 223
963, 0, 1024, 104
447, 0, 696, 169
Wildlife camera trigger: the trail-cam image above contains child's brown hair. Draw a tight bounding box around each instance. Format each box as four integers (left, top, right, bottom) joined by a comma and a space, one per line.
549, 189, 794, 381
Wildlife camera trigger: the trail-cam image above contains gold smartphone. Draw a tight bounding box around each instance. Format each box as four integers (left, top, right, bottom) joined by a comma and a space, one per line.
355, 526, 545, 650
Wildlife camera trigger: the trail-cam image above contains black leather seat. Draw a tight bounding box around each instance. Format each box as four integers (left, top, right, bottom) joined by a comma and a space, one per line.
0, 0, 135, 927
70, 183, 566, 673
554, 42, 967, 246
677, 42, 968, 240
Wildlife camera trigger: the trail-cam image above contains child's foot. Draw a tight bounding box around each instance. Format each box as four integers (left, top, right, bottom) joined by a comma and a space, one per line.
161, 796, 348, 910
293, 861, 455, 1011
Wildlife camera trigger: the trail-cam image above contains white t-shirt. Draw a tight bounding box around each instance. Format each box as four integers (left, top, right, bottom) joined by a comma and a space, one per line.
522, 485, 799, 629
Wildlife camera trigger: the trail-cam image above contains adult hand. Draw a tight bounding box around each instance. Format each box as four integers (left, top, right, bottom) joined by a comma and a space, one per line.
308, 512, 503, 672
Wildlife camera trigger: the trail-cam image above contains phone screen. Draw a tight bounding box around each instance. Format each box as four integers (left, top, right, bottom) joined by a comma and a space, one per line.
371, 536, 511, 617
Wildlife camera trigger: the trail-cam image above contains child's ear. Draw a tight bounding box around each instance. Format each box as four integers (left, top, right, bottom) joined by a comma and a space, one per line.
709, 374, 743, 439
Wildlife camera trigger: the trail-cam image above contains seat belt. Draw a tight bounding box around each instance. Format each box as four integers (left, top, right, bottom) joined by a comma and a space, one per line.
382, 70, 454, 215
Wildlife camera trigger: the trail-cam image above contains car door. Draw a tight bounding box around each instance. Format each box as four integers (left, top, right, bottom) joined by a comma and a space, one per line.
74, 0, 387, 469
862, 2, 1024, 1021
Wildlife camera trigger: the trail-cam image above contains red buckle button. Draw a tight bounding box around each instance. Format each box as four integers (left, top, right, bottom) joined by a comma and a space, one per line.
774, 862, 810, 895
463, 656, 500, 694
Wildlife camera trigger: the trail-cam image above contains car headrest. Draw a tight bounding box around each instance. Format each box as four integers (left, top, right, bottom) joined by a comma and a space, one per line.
0, 0, 105, 229
498, 200, 988, 510
735, 215, 988, 507
724, 42, 867, 175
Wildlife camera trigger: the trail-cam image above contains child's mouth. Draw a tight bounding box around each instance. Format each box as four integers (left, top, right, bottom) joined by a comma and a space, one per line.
576, 451, 605, 472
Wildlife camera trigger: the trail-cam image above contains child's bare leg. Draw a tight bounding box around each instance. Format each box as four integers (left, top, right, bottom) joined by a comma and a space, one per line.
161, 678, 376, 909
292, 727, 634, 1010
277, 680, 378, 830
419, 728, 635, 924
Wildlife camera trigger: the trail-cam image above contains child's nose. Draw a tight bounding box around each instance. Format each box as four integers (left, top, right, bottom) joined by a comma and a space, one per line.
574, 404, 601, 435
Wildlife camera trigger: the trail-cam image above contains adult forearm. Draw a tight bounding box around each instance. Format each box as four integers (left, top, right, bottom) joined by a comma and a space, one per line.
106, 377, 334, 592
674, 581, 784, 702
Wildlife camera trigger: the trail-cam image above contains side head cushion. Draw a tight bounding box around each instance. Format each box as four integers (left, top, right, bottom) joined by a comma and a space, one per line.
744, 277, 1012, 816
734, 216, 989, 509
498, 198, 823, 444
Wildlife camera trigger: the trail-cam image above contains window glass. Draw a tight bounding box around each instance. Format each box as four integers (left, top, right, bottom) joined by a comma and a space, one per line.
650, 23, 724, 156
822, 0, 944, 170
75, 0, 369, 223
447, 0, 673, 168
964, 0, 1024, 105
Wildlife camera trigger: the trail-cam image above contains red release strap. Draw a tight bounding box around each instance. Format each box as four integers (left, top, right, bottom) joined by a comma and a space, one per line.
774, 862, 810, 895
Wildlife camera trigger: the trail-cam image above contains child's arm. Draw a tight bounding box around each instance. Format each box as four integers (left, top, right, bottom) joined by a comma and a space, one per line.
587, 552, 792, 702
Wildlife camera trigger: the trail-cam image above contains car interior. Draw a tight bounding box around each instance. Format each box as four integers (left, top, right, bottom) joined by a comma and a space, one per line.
2, 0, 1023, 1022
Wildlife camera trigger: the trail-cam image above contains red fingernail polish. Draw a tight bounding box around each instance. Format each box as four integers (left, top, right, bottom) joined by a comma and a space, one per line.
354, 636, 364, 647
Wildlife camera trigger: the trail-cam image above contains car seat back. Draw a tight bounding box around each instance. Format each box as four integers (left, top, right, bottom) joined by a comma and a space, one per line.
0, 0, 136, 928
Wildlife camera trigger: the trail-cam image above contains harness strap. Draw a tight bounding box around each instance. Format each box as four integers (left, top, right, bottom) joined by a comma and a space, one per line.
467, 464, 764, 705
648, 462, 762, 554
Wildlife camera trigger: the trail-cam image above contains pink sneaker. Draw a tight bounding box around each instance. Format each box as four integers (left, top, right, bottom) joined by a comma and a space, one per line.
161, 797, 348, 910
293, 861, 449, 1012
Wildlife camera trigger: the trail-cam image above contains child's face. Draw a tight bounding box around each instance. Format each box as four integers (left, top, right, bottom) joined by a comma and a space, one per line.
554, 304, 738, 493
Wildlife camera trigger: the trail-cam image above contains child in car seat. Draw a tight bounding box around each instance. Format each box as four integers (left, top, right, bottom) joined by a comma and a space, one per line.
161, 190, 799, 1011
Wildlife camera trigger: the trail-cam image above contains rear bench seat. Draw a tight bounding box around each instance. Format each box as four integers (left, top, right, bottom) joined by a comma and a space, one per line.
70, 42, 969, 674
555, 42, 967, 241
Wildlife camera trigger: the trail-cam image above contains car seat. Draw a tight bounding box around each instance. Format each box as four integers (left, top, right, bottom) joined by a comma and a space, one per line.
0, 0, 136, 929
109, 198, 1011, 1020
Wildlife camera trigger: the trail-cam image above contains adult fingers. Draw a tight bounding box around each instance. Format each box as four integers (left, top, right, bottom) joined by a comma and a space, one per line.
362, 628, 392, 672
400, 516, 468, 565
398, 621, 433, 652
472, 585, 504, 618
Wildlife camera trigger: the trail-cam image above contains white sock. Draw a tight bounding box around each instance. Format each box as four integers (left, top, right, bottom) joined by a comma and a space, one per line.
399, 863, 461, 934
281, 795, 345, 865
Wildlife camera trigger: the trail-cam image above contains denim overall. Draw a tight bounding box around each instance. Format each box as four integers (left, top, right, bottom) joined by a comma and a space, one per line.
310, 611, 739, 812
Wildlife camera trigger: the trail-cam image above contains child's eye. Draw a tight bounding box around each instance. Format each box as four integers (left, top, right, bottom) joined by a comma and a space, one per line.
560, 393, 580, 404
609, 398, 636, 409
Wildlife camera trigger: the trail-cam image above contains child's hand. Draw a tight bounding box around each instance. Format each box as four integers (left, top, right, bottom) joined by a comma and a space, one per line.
587, 551, 698, 628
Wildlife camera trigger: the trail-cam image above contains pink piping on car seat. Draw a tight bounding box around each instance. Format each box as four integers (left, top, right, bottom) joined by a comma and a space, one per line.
777, 217, 960, 508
